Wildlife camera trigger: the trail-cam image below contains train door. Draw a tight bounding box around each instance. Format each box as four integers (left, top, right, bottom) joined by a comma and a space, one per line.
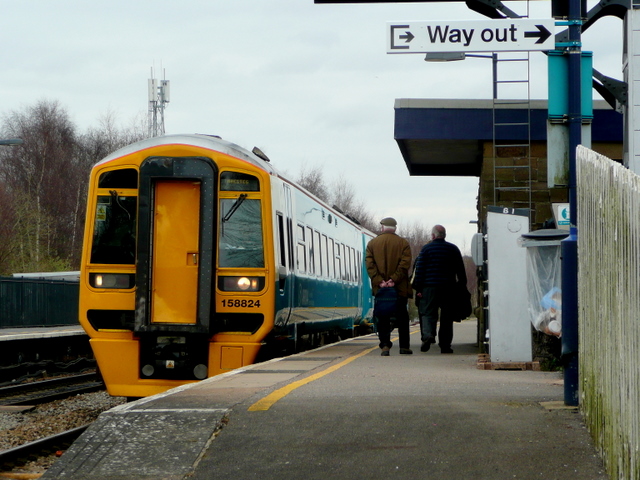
135, 156, 216, 381
276, 184, 294, 323
359, 233, 374, 321
151, 180, 200, 324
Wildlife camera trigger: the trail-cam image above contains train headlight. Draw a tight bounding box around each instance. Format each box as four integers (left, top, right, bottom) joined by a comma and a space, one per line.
90, 273, 135, 289
237, 277, 252, 290
218, 276, 264, 292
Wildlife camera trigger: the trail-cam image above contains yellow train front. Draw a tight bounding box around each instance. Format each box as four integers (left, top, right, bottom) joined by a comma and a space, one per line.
79, 134, 373, 398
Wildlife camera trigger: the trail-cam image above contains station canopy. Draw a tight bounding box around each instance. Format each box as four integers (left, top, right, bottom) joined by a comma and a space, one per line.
394, 98, 623, 177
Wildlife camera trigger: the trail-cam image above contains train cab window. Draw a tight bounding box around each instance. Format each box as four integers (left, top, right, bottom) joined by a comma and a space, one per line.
98, 169, 138, 189
90, 193, 137, 265
220, 171, 260, 191
219, 198, 264, 268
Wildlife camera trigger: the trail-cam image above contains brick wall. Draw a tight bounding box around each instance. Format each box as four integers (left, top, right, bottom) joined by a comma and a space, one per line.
477, 140, 622, 234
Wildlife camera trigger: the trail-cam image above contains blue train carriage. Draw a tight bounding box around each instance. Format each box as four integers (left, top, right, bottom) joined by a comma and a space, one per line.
269, 175, 375, 352
79, 134, 374, 398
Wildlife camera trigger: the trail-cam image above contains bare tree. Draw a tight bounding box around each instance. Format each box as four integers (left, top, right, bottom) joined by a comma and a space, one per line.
0, 100, 79, 271
0, 101, 146, 273
0, 179, 17, 274
296, 166, 377, 231
296, 165, 330, 203
328, 176, 377, 231
403, 221, 432, 263
81, 109, 146, 161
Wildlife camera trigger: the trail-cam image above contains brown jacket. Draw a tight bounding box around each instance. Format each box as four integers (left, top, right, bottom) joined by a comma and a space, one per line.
365, 232, 412, 298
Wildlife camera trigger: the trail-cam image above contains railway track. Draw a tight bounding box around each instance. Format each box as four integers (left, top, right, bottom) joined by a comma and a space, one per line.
0, 372, 108, 474
0, 372, 103, 408
0, 425, 89, 473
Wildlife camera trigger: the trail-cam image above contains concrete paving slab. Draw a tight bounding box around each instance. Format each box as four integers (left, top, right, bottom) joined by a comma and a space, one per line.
44, 405, 228, 479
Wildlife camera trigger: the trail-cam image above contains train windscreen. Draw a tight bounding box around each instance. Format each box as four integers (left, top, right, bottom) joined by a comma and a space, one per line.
218, 197, 264, 268
90, 193, 137, 264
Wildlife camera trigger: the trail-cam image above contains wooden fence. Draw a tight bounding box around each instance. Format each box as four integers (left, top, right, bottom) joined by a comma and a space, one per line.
577, 145, 640, 479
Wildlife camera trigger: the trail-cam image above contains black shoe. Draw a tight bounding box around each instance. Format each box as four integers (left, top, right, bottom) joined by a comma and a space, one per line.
399, 348, 413, 355
420, 341, 431, 352
381, 346, 390, 356
440, 347, 453, 354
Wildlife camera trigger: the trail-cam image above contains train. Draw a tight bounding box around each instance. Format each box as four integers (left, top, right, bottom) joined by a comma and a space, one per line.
78, 134, 376, 398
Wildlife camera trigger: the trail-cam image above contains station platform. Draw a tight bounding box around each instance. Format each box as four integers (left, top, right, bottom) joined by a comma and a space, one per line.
43, 320, 607, 480
0, 325, 85, 342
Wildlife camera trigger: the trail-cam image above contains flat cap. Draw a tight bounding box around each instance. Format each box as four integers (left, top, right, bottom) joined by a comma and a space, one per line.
380, 217, 397, 227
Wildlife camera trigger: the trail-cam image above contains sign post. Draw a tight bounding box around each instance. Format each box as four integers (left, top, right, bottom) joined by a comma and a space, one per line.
560, 0, 583, 408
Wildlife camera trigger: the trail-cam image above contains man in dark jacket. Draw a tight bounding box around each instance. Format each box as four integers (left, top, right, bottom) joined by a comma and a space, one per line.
412, 224, 467, 354
365, 217, 413, 356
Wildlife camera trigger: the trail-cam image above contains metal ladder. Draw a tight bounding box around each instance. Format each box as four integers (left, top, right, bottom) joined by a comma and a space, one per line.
492, 50, 532, 221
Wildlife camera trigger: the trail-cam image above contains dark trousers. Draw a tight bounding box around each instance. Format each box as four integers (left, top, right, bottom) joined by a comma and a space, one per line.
377, 296, 411, 350
418, 286, 455, 348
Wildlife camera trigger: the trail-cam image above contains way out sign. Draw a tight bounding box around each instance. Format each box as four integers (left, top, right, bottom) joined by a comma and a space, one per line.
387, 18, 554, 54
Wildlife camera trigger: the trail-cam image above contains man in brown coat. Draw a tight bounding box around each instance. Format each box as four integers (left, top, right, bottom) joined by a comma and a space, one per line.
365, 217, 413, 356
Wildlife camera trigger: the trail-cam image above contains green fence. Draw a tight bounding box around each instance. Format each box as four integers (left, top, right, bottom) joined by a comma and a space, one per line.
0, 276, 79, 328
577, 145, 640, 479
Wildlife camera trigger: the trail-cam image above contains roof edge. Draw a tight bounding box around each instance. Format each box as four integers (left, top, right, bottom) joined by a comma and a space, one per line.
394, 98, 612, 110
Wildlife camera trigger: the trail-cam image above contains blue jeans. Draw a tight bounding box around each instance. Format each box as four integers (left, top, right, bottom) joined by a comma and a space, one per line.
418, 286, 455, 348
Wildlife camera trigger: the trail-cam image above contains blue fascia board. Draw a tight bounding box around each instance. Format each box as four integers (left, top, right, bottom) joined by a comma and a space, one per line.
394, 103, 622, 143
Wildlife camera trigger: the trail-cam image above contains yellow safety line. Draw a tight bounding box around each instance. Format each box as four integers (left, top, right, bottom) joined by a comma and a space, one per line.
248, 344, 378, 412
248, 328, 420, 412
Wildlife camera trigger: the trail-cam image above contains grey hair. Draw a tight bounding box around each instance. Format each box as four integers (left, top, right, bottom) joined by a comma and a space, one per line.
432, 225, 446, 239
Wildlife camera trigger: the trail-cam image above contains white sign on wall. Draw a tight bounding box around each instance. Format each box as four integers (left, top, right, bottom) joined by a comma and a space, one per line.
387, 18, 554, 54
553, 203, 570, 230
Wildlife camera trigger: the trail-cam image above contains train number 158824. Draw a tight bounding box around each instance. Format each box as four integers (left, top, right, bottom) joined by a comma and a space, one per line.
221, 299, 261, 308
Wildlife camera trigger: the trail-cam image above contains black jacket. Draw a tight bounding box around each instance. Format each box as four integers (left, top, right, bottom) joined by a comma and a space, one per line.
412, 238, 466, 289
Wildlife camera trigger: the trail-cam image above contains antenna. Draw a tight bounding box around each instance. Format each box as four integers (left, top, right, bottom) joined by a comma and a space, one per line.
148, 66, 170, 137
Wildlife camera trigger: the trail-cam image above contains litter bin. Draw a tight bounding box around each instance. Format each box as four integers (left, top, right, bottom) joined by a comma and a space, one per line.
520, 229, 569, 337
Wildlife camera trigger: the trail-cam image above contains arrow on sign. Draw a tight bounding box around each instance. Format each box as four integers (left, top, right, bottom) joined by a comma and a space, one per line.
399, 31, 414, 43
524, 24, 551, 44
389, 25, 413, 49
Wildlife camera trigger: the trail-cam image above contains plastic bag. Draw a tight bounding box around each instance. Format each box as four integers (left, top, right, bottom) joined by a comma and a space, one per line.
526, 247, 562, 337
534, 287, 562, 336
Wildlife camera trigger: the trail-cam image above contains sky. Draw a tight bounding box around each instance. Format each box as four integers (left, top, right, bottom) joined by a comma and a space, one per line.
0, 1, 624, 252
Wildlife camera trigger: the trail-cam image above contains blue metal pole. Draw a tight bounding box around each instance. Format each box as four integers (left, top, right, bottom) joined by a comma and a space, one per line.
560, 0, 582, 407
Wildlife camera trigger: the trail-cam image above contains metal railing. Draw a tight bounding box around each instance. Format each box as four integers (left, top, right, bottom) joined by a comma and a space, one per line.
577, 145, 640, 479
0, 277, 79, 328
